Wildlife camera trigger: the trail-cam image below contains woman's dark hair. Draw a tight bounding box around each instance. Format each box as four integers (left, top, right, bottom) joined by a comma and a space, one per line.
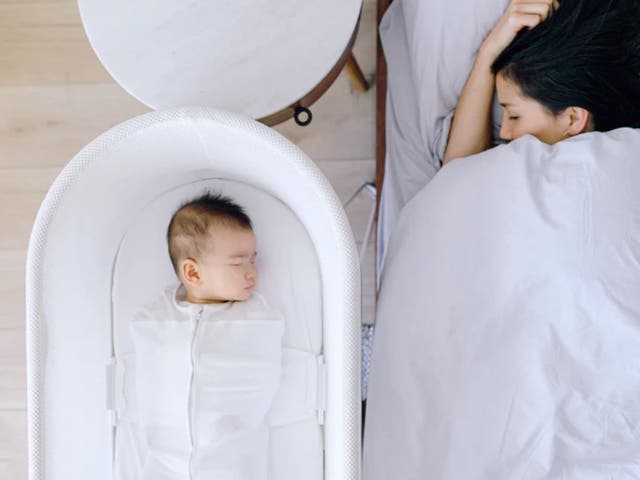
492, 0, 640, 131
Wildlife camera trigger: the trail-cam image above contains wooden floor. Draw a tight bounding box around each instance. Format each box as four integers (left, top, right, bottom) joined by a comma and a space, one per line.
0, 0, 377, 477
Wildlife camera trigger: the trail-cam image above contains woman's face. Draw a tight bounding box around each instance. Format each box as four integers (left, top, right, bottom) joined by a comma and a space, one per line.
496, 72, 569, 144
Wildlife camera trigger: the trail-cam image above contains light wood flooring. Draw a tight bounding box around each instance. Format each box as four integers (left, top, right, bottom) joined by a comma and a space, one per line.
0, 0, 378, 477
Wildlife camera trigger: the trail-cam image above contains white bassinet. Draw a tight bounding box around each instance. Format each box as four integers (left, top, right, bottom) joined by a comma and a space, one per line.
26, 108, 361, 480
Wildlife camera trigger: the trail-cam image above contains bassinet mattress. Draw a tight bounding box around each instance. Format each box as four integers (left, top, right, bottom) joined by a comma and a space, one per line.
111, 179, 324, 480
26, 108, 361, 480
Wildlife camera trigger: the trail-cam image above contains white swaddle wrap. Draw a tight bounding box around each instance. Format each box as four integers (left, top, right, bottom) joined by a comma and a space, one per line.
129, 286, 284, 480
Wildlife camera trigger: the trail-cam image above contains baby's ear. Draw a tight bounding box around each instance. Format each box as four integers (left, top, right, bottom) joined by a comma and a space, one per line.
181, 258, 201, 286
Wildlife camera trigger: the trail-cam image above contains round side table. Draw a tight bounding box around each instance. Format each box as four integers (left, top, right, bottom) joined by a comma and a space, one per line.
78, 0, 369, 126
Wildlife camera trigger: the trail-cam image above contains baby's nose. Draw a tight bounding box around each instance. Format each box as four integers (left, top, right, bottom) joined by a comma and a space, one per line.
245, 268, 257, 280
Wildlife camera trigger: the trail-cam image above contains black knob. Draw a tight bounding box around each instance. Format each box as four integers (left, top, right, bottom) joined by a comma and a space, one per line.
294, 106, 313, 127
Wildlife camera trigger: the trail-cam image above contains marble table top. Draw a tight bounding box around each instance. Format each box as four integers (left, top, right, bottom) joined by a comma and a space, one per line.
78, 0, 362, 119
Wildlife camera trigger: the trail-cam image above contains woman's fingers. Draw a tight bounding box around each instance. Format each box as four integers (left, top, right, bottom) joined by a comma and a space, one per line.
513, 2, 553, 22
513, 1, 556, 22
481, 0, 558, 61
508, 11, 546, 30
510, 0, 556, 7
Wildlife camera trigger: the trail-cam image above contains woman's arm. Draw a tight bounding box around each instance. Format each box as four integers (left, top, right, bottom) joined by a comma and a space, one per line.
442, 0, 559, 165
442, 50, 496, 165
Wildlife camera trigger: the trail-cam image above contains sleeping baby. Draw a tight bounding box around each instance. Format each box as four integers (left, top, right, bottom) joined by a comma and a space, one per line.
129, 192, 284, 480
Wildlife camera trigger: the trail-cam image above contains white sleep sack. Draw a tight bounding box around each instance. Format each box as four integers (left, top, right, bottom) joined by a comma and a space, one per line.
128, 286, 284, 480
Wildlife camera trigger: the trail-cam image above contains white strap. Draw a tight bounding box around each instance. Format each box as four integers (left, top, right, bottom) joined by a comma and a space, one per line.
105, 357, 117, 426
107, 355, 135, 424
267, 349, 326, 427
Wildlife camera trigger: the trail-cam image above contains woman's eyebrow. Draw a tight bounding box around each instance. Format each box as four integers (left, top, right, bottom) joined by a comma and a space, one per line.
500, 102, 513, 107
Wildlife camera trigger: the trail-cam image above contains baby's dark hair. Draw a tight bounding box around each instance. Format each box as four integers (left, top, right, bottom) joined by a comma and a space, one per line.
167, 192, 252, 272
492, 0, 640, 131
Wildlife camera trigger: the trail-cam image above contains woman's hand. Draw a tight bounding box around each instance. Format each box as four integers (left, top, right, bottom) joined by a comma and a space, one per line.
480, 0, 559, 62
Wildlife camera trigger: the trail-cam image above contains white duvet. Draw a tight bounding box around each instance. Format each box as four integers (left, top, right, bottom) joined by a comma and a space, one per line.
364, 129, 640, 478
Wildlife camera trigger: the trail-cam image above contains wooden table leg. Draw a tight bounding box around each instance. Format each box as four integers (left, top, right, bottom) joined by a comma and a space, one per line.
376, 0, 390, 218
344, 52, 370, 92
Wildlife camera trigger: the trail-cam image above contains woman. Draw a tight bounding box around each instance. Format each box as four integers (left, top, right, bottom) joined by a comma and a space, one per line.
443, 0, 640, 164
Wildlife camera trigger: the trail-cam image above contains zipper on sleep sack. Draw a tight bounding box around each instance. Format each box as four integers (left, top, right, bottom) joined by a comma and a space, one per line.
187, 306, 204, 480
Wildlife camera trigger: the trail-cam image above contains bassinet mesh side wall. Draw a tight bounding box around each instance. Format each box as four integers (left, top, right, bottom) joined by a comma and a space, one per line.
26, 107, 361, 480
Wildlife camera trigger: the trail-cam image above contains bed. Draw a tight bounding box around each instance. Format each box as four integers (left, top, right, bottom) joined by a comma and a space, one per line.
366, 0, 640, 477
26, 108, 361, 480
375, 0, 508, 268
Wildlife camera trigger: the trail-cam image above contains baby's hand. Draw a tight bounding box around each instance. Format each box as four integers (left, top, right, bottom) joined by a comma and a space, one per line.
480, 0, 559, 62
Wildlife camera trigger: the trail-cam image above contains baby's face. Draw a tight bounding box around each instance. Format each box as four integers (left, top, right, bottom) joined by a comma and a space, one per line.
193, 227, 258, 303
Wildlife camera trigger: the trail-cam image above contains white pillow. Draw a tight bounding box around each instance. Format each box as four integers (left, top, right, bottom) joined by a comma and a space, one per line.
378, 0, 510, 267
401, 0, 509, 154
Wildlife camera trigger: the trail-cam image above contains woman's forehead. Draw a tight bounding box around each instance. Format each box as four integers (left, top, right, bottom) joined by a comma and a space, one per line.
496, 73, 521, 103
496, 73, 546, 112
